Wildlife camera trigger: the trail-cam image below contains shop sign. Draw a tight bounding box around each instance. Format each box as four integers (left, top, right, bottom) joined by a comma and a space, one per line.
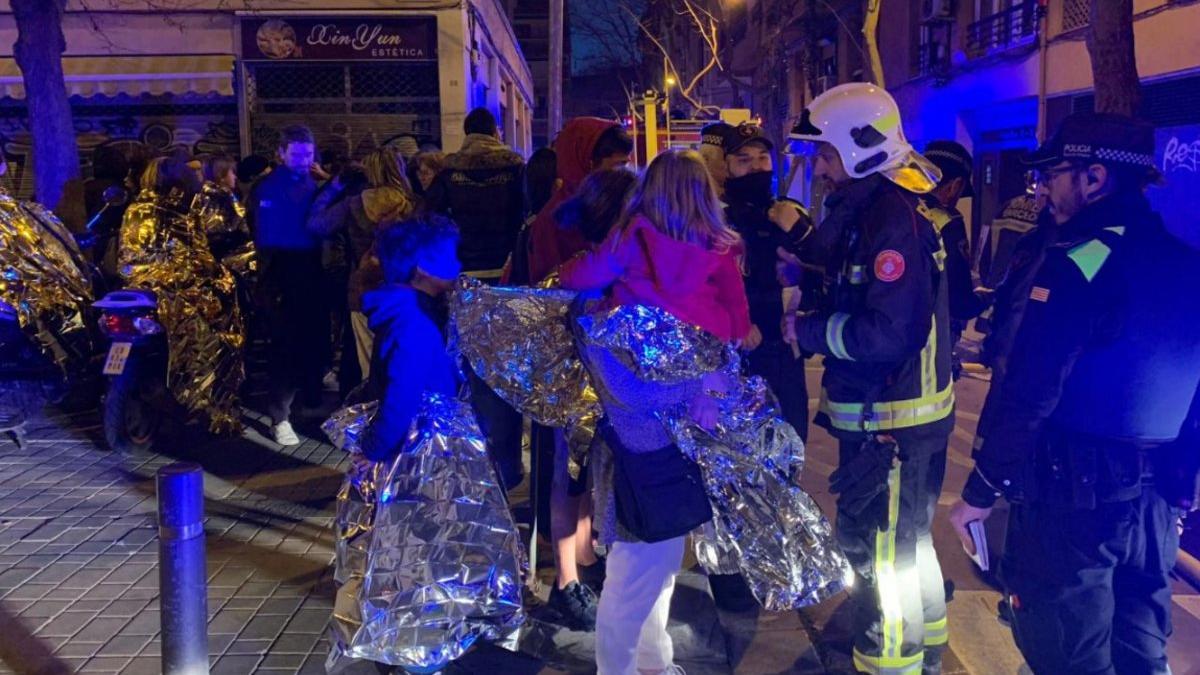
241, 16, 437, 61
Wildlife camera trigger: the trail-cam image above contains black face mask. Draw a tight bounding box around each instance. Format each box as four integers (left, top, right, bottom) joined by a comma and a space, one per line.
724, 170, 774, 207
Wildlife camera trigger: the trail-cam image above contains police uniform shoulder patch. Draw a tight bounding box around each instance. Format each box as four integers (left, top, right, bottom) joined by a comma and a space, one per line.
874, 250, 906, 282
1029, 286, 1050, 302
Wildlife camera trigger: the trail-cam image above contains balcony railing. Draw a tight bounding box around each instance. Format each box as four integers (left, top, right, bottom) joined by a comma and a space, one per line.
966, 1, 1042, 58
916, 40, 951, 79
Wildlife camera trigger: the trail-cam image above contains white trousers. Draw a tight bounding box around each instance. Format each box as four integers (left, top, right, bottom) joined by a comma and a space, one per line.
349, 311, 373, 379
596, 536, 684, 675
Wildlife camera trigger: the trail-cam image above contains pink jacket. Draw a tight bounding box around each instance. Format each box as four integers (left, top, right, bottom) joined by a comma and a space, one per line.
559, 215, 752, 343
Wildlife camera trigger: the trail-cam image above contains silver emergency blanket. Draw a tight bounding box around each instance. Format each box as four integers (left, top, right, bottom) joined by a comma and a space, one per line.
577, 305, 851, 611
449, 278, 599, 477
324, 394, 525, 673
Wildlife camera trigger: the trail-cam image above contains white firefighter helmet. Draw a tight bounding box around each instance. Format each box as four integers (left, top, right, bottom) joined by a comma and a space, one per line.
789, 82, 941, 193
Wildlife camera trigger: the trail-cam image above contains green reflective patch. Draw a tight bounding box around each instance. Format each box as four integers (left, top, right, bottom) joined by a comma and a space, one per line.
1067, 239, 1112, 282
1104, 226, 1126, 236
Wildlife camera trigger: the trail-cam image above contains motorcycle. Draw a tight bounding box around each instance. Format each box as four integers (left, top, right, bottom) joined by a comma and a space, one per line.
94, 289, 168, 453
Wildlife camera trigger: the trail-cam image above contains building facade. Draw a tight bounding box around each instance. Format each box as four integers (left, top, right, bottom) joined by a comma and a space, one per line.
722, 0, 1200, 249
880, 0, 1200, 247
0, 0, 534, 198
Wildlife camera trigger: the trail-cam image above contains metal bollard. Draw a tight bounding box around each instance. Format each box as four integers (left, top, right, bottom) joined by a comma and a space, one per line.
157, 462, 209, 675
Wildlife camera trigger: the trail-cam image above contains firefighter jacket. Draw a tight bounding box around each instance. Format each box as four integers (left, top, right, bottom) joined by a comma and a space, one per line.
965, 191, 1200, 508
795, 174, 955, 440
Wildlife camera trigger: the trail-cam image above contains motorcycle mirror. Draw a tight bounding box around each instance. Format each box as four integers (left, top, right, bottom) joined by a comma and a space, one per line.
102, 186, 128, 206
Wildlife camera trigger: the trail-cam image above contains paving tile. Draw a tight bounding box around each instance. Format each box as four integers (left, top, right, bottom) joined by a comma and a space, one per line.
240, 614, 289, 640
95, 634, 152, 657
211, 654, 262, 674
104, 598, 152, 617
79, 582, 132, 602
37, 610, 97, 637
81, 655, 132, 673
68, 599, 111, 612
60, 567, 112, 589
54, 639, 103, 658
4, 581, 55, 600
259, 596, 304, 615
0, 566, 40, 589
73, 615, 130, 642
222, 596, 265, 611
260, 652, 307, 669
297, 653, 327, 675
226, 638, 273, 655
18, 599, 70, 619
119, 610, 161, 636
121, 656, 161, 675
104, 563, 154, 584
284, 608, 330, 635
57, 657, 89, 672
208, 608, 255, 635
237, 581, 279, 597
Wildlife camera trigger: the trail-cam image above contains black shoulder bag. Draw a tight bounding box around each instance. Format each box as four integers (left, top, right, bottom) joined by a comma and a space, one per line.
600, 419, 712, 543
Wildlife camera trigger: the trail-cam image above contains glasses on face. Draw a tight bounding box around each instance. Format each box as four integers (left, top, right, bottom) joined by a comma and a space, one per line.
1033, 164, 1078, 186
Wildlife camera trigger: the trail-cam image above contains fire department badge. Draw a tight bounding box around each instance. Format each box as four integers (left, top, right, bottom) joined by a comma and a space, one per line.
874, 250, 906, 282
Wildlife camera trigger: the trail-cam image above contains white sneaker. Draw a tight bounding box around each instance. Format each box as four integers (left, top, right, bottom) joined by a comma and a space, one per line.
273, 421, 301, 446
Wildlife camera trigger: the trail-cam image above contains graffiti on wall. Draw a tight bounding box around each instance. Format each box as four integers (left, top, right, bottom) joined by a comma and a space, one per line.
0, 105, 239, 200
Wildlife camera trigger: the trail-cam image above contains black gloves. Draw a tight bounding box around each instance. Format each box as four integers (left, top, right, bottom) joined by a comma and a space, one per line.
830, 436, 899, 531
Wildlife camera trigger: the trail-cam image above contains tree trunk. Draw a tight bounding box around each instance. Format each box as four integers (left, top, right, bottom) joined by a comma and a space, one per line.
1087, 0, 1141, 116
11, 0, 78, 209
547, 0, 564, 138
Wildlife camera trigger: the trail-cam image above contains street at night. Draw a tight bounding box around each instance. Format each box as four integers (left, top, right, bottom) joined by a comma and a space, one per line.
2, 1, 1200, 674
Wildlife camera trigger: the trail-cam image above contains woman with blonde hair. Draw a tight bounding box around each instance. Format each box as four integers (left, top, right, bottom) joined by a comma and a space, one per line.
558, 149, 751, 674
308, 146, 416, 380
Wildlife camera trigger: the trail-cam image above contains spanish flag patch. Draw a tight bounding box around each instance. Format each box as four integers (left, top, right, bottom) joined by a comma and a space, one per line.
1029, 286, 1051, 303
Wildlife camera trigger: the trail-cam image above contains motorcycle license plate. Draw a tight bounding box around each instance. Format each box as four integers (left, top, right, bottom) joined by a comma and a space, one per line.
103, 342, 133, 375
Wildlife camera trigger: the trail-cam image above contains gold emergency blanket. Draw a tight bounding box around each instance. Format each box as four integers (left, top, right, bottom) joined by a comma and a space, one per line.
323, 395, 526, 673
449, 278, 599, 478
118, 188, 245, 433
0, 193, 95, 374
193, 181, 257, 279
577, 304, 852, 611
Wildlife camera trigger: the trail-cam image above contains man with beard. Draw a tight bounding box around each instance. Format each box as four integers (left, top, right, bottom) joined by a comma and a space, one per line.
950, 113, 1200, 675
783, 84, 954, 674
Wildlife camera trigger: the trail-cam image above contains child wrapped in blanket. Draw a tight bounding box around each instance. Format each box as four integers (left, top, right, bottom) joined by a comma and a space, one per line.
557, 149, 752, 675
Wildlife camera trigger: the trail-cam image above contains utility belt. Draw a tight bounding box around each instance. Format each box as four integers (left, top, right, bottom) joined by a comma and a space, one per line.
1030, 426, 1195, 510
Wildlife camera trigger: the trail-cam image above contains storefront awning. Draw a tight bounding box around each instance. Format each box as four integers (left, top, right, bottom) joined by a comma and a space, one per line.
0, 55, 234, 99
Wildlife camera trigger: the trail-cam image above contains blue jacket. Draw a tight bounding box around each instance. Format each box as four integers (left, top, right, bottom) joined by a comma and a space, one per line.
359, 285, 460, 463
248, 168, 320, 251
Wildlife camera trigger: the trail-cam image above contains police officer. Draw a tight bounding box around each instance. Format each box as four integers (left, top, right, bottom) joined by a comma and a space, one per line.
698, 121, 733, 200
923, 141, 988, 370
719, 122, 813, 440
978, 179, 1055, 382
949, 113, 1200, 675
785, 83, 953, 674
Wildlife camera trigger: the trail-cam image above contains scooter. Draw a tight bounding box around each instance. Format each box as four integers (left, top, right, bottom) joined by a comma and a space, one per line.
94, 289, 168, 453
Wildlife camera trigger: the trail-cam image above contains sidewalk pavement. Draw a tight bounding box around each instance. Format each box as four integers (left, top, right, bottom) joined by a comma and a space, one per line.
0, 401, 824, 675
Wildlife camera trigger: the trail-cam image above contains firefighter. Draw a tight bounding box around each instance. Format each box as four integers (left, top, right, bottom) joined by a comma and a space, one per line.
923, 141, 988, 374
949, 113, 1200, 675
784, 83, 953, 674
